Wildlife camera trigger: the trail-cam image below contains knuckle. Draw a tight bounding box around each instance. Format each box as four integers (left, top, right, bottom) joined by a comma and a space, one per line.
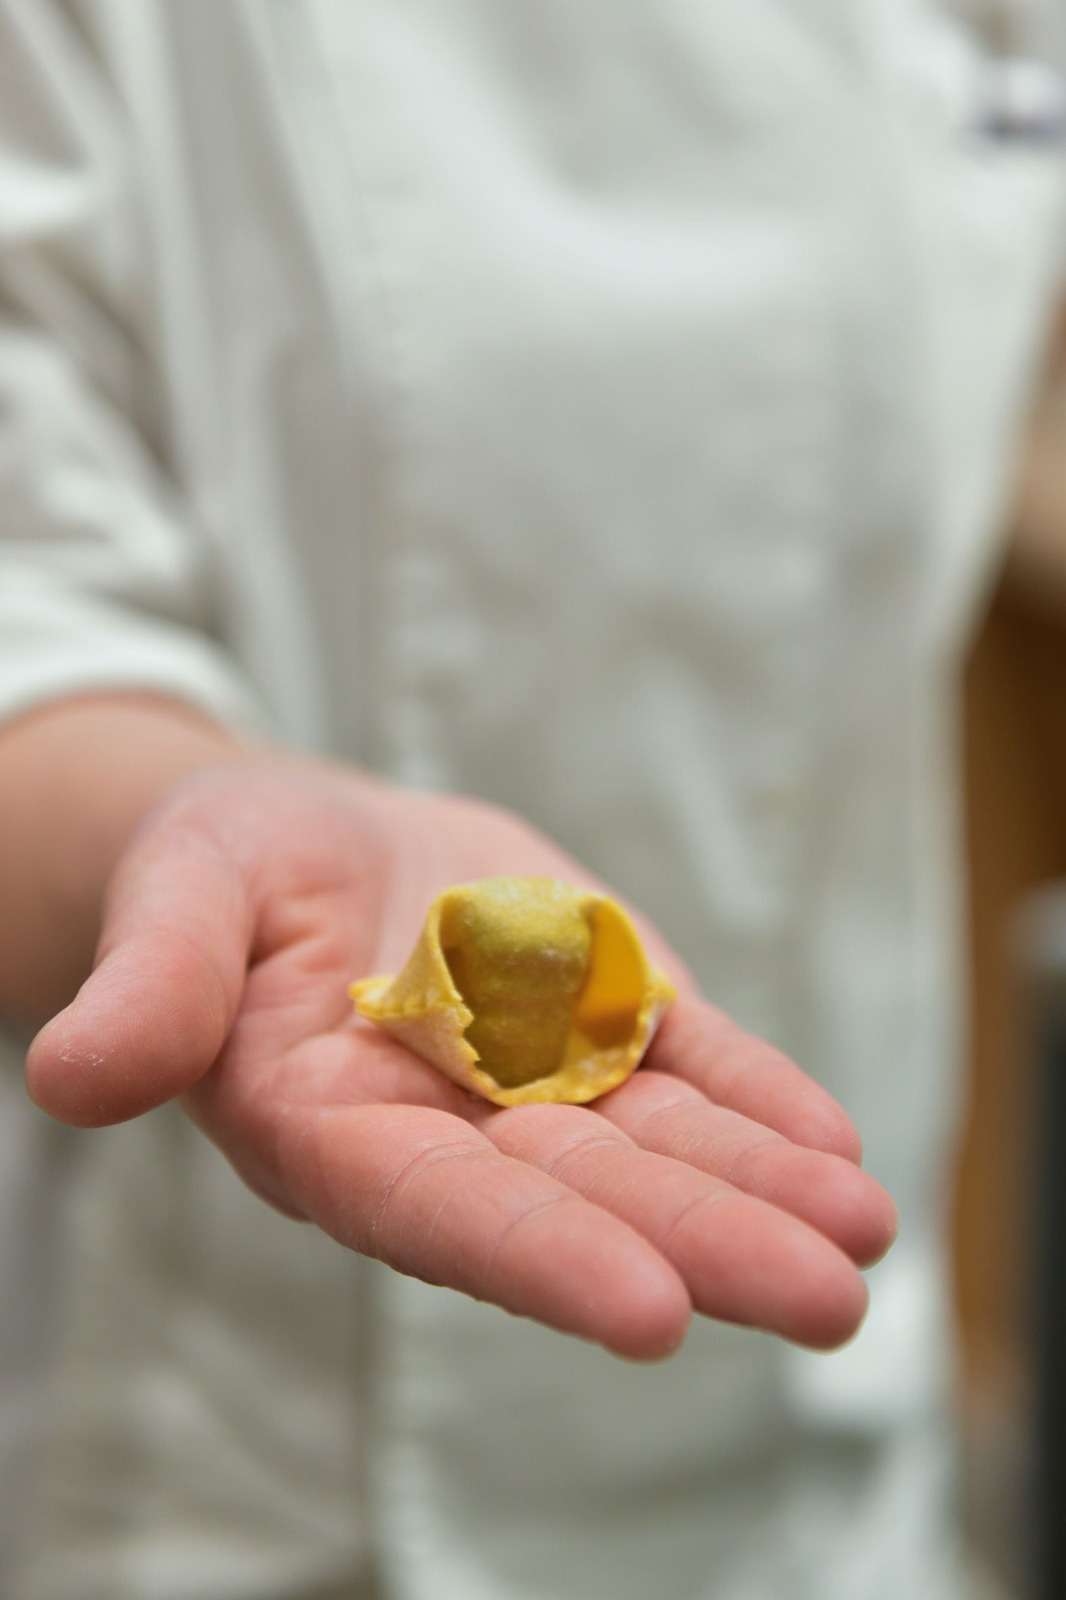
482, 1191, 583, 1279
656, 1188, 731, 1256
602, 1073, 700, 1136
544, 1129, 628, 1182
368, 1140, 492, 1247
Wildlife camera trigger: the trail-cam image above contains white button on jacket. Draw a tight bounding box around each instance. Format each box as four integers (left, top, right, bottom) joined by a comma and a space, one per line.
0, 4, 1062, 1597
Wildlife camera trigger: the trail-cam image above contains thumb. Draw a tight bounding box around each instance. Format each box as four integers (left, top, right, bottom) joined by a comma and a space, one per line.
26, 817, 251, 1127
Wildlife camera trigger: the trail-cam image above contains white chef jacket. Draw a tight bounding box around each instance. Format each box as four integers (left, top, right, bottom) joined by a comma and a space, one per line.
0, 3, 1062, 1597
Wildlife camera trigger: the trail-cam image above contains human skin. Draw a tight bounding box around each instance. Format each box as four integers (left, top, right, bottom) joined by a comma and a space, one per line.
2, 694, 897, 1361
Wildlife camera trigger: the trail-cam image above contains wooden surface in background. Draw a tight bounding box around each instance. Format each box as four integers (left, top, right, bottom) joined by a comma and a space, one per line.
957, 580, 1066, 1394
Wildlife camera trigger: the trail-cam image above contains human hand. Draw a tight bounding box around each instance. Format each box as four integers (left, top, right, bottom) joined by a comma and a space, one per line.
28, 760, 896, 1360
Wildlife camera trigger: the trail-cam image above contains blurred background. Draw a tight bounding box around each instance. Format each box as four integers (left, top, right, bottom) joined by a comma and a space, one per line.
956, 285, 1066, 1600
886, 7, 1066, 1600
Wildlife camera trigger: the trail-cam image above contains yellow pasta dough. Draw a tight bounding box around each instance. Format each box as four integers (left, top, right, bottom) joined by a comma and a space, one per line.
349, 876, 676, 1107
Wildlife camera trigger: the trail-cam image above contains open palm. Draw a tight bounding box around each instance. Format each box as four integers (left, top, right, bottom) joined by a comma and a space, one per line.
28, 761, 896, 1360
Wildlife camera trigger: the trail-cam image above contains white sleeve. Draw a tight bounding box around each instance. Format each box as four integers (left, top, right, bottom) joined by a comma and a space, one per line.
0, 0, 266, 736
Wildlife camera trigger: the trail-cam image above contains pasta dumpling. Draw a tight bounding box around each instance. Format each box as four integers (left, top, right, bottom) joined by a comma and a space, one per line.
350, 876, 676, 1107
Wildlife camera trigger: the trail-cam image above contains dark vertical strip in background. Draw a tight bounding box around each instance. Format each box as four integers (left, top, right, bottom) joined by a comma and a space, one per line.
1030, 988, 1066, 1600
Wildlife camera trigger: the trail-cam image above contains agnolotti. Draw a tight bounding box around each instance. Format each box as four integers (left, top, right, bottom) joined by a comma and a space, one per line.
350, 877, 676, 1107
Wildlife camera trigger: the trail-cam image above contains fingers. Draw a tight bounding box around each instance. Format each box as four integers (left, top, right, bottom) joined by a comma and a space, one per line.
273, 1101, 692, 1361
191, 1027, 875, 1354
27, 818, 251, 1126
649, 998, 864, 1163
597, 1072, 897, 1267
482, 1104, 869, 1350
